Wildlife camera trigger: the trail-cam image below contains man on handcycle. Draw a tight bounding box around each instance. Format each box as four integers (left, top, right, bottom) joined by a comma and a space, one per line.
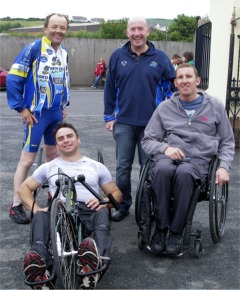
141, 64, 235, 255
18, 122, 122, 289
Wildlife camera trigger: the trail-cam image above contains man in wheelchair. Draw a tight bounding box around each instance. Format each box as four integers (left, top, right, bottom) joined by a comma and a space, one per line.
18, 122, 122, 289
141, 64, 235, 256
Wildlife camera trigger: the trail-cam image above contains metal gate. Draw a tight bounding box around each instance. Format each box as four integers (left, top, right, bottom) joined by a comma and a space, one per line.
195, 21, 212, 90
226, 8, 240, 148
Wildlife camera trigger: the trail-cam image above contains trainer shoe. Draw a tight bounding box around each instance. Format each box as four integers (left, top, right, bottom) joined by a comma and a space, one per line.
150, 228, 167, 253
9, 203, 30, 224
165, 232, 183, 255
23, 251, 54, 289
78, 238, 100, 289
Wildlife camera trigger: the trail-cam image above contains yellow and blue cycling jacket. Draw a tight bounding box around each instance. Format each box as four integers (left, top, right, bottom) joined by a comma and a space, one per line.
7, 36, 70, 116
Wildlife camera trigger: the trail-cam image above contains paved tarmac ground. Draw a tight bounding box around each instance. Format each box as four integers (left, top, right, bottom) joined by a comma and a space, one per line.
0, 88, 239, 290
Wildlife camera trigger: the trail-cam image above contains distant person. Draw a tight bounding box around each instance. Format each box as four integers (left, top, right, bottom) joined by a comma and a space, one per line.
182, 51, 195, 66
104, 16, 175, 222
91, 57, 106, 89
6, 13, 70, 224
171, 54, 182, 70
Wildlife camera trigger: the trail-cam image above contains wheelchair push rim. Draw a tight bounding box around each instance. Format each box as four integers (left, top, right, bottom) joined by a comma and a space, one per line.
209, 162, 229, 244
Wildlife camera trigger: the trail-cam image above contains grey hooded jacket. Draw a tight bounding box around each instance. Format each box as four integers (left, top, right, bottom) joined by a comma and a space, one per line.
141, 91, 235, 171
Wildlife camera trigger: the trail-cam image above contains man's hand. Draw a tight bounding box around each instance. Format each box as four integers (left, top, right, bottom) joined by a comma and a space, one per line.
85, 198, 107, 211
33, 206, 49, 214
164, 146, 185, 160
20, 108, 38, 128
62, 108, 67, 119
215, 167, 229, 186
105, 120, 115, 131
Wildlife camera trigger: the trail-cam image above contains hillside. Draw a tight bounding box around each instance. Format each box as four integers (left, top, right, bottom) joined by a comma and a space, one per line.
0, 17, 173, 30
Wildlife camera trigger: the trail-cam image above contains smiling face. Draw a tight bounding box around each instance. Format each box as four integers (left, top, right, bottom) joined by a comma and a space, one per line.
44, 14, 68, 51
55, 127, 80, 157
174, 65, 201, 101
126, 17, 150, 53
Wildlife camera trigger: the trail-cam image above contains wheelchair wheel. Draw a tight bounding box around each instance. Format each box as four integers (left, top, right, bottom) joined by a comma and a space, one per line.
135, 159, 154, 249
33, 147, 44, 199
194, 239, 203, 258
50, 198, 79, 289
135, 158, 151, 226
209, 161, 229, 244
138, 232, 145, 251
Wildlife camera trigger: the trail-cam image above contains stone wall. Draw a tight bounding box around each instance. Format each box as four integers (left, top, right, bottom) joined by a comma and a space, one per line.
0, 36, 194, 86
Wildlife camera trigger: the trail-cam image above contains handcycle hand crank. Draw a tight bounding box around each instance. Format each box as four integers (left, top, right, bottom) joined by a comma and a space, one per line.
73, 174, 119, 210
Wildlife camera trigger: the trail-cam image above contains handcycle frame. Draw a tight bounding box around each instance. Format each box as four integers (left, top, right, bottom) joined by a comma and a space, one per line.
25, 170, 119, 289
135, 156, 229, 258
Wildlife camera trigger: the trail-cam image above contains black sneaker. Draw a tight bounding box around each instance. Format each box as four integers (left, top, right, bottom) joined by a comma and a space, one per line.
9, 203, 30, 224
165, 232, 183, 255
150, 228, 167, 253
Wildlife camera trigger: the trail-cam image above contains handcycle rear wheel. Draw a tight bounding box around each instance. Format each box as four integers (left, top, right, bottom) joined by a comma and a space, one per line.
36, 146, 44, 167
97, 148, 104, 164
50, 198, 79, 289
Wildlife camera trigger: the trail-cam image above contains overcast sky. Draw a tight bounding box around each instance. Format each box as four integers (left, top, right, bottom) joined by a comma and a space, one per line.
0, 0, 210, 20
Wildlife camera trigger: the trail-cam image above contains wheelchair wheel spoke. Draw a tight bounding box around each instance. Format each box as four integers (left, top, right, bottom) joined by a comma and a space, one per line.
210, 177, 228, 243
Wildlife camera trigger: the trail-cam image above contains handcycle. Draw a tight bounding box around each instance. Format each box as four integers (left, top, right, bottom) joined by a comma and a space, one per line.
25, 167, 119, 289
135, 156, 229, 258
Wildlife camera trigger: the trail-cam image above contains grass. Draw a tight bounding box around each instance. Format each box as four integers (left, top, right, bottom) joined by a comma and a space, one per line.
0, 19, 44, 27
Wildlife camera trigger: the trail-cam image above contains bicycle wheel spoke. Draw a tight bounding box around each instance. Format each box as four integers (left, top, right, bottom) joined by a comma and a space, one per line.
51, 199, 78, 289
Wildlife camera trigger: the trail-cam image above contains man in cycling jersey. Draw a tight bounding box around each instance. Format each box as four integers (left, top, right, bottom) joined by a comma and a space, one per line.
7, 13, 70, 224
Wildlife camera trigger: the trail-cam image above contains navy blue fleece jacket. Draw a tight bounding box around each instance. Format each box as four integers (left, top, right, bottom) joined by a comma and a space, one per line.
104, 41, 175, 126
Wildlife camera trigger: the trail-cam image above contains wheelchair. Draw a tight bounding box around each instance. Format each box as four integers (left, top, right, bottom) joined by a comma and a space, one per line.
25, 150, 118, 289
135, 156, 229, 258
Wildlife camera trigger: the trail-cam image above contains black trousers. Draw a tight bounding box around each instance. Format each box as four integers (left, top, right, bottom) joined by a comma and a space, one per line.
149, 154, 209, 234
29, 203, 111, 268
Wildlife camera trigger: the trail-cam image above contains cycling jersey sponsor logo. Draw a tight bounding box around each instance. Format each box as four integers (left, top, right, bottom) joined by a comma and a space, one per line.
53, 77, 63, 84
38, 75, 48, 81
52, 56, 61, 66
55, 89, 63, 94
46, 49, 53, 55
39, 86, 47, 94
41, 66, 50, 75
15, 64, 29, 72
40, 56, 48, 63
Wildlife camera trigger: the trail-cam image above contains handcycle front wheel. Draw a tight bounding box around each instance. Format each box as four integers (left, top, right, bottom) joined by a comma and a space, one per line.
50, 198, 79, 289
